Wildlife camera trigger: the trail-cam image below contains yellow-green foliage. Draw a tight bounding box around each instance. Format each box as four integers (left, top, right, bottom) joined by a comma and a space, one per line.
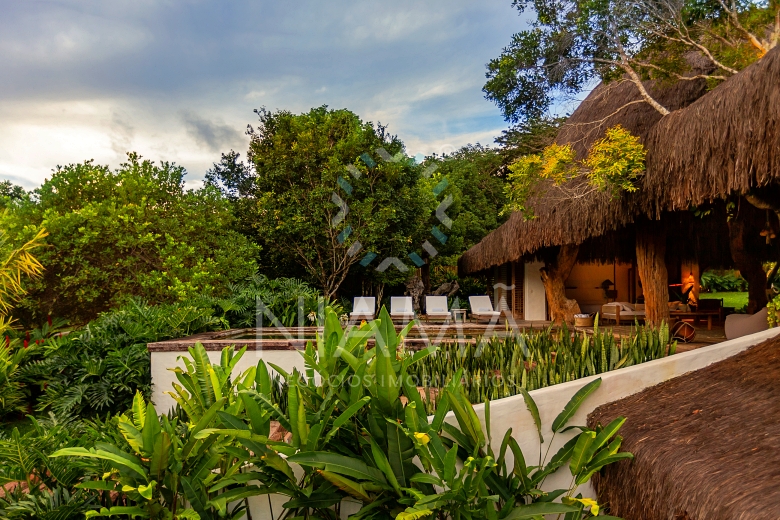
503, 143, 577, 217
0, 212, 46, 316
585, 125, 646, 195
503, 125, 647, 217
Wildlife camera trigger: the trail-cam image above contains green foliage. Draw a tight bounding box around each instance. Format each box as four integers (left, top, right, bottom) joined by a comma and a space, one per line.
0, 181, 27, 208
199, 273, 342, 328
0, 338, 30, 418
502, 126, 646, 217
4, 153, 259, 324
768, 295, 779, 327
0, 213, 46, 317
484, 0, 775, 124
19, 299, 224, 418
408, 322, 675, 413
191, 306, 631, 520
210, 106, 433, 296
419, 145, 508, 264
0, 414, 122, 520
700, 269, 748, 292
48, 344, 288, 520
503, 144, 578, 217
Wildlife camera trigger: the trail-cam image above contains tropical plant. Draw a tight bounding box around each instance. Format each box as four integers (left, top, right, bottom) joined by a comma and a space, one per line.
49, 342, 273, 520
19, 299, 225, 418
700, 269, 748, 292
0, 336, 30, 417
409, 322, 675, 412
502, 126, 646, 218
209, 106, 434, 297
0, 216, 46, 316
199, 273, 341, 328
0, 414, 123, 520
192, 306, 631, 519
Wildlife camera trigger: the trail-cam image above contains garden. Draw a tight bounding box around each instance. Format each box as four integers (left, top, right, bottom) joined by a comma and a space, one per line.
2, 305, 637, 520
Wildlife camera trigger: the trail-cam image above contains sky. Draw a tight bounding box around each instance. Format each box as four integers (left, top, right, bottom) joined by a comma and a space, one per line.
0, 0, 534, 190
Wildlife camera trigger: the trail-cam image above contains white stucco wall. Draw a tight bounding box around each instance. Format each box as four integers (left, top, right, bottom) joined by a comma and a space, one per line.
524, 261, 547, 320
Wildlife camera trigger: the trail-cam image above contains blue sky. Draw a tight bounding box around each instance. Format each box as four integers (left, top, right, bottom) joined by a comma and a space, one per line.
0, 0, 535, 190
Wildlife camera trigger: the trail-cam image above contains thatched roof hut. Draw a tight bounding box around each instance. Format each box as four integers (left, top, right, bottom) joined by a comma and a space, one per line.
588, 333, 780, 519
644, 46, 780, 212
459, 59, 714, 275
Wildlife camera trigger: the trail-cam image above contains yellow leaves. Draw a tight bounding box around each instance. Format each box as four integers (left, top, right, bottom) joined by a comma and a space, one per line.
0, 223, 47, 316
585, 125, 646, 195
397, 508, 434, 520
503, 125, 647, 217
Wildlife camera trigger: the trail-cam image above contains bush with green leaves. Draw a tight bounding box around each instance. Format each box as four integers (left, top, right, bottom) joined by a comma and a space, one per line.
700, 270, 748, 293
47, 344, 287, 520
3, 153, 259, 325
18, 299, 225, 418
0, 414, 125, 520
199, 273, 343, 329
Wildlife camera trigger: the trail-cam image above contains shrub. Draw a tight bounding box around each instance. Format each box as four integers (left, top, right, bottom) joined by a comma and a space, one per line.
700, 270, 748, 293
18, 299, 224, 418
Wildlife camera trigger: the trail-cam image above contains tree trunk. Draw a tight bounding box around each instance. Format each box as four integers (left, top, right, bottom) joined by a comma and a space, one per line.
729, 209, 769, 313
636, 221, 670, 326
421, 260, 431, 295
539, 244, 581, 325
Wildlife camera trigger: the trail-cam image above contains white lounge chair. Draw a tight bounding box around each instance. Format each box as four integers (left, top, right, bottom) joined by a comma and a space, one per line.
601, 303, 645, 324
390, 296, 415, 322
725, 307, 768, 340
350, 297, 376, 322
424, 296, 451, 321
469, 296, 501, 322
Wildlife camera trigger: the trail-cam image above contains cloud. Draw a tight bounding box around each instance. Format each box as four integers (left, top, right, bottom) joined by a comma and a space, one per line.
182, 112, 243, 153
0, 0, 531, 189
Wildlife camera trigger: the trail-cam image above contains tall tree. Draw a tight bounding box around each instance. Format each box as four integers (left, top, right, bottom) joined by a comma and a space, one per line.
484, 0, 779, 123
210, 106, 433, 298
5, 154, 259, 323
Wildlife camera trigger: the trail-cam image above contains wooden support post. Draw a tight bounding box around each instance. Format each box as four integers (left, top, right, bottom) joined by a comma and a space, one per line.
636, 220, 670, 326
539, 244, 581, 325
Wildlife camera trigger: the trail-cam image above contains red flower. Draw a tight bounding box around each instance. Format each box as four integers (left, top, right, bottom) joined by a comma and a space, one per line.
47, 315, 52, 327
23, 339, 29, 349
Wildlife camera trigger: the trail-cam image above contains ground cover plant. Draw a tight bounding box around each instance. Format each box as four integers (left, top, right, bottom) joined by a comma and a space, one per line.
43, 306, 631, 519
408, 322, 675, 413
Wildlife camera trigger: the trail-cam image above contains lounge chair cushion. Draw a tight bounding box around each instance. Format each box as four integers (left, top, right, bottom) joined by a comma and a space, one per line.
725, 307, 769, 340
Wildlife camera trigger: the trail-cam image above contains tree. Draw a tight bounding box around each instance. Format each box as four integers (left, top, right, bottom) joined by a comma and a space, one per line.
484, 0, 778, 123
5, 154, 259, 324
211, 106, 433, 299
0, 181, 27, 207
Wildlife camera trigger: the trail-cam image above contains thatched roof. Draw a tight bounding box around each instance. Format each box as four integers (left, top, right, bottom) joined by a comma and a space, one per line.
459, 59, 713, 275
644, 46, 780, 211
588, 333, 780, 519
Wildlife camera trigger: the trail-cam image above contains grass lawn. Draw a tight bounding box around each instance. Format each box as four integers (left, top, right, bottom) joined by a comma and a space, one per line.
699, 291, 748, 310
